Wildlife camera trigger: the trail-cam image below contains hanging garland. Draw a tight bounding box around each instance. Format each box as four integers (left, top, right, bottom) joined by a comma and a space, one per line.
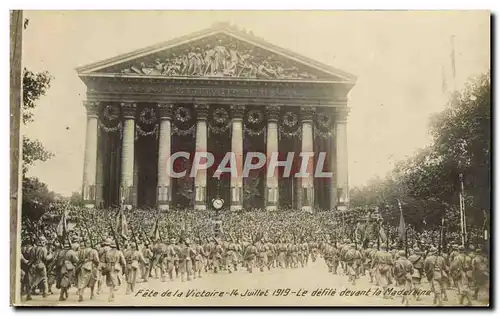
314, 113, 334, 139
139, 107, 157, 125
247, 109, 264, 125
316, 113, 332, 129
279, 125, 302, 140
172, 124, 195, 137
103, 105, 119, 121
283, 112, 298, 128
209, 108, 230, 134
213, 108, 229, 125
209, 122, 230, 134
99, 119, 122, 134
244, 124, 265, 137
314, 128, 333, 139
136, 124, 159, 140
175, 106, 192, 123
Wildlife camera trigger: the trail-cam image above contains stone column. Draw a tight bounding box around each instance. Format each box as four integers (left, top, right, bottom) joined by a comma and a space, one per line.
265, 105, 280, 211
336, 108, 350, 210
329, 129, 338, 210
230, 104, 245, 211
82, 101, 99, 208
299, 106, 315, 212
194, 104, 209, 210
157, 103, 173, 210
120, 102, 136, 209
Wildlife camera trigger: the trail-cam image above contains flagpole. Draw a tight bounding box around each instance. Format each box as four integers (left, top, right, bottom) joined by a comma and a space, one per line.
459, 173, 466, 247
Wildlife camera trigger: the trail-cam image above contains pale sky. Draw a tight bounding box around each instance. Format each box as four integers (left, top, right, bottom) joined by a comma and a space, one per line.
22, 11, 490, 196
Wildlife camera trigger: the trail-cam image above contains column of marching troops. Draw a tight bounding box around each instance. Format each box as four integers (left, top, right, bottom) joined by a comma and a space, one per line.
20, 230, 489, 306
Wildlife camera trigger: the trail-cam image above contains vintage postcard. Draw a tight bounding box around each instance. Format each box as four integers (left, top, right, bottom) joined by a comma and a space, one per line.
10, 10, 491, 307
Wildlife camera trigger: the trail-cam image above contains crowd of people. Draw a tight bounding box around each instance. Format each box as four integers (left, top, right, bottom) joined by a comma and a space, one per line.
19, 205, 490, 306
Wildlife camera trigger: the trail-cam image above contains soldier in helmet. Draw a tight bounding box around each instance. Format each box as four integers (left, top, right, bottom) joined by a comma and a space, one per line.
393, 250, 413, 306
345, 244, 362, 285
192, 238, 206, 278
225, 237, 238, 273
424, 246, 449, 306
28, 236, 53, 300
76, 238, 100, 301
408, 246, 424, 301
178, 238, 194, 282
244, 238, 258, 273
373, 243, 393, 299
55, 239, 79, 301
103, 239, 126, 302
162, 237, 177, 282
124, 240, 146, 294
96, 238, 109, 295
211, 238, 224, 273
449, 245, 472, 305
140, 240, 153, 282
471, 247, 488, 301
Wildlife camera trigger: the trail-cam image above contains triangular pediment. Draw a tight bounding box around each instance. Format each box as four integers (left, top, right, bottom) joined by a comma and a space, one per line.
77, 23, 356, 82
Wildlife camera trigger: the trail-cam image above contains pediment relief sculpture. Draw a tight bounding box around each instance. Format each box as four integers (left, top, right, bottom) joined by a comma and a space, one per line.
119, 38, 319, 80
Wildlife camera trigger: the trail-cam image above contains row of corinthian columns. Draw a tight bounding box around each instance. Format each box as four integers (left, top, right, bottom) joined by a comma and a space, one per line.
82, 101, 349, 211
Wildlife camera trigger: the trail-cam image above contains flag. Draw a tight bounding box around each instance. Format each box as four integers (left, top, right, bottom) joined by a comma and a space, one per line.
397, 199, 406, 242
56, 209, 69, 238
116, 209, 129, 240
379, 226, 387, 243
150, 218, 160, 240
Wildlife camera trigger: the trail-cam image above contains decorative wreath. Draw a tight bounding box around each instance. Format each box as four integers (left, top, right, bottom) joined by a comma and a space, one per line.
140, 108, 157, 125
103, 105, 119, 121
213, 108, 229, 125
317, 113, 332, 129
283, 112, 298, 128
175, 106, 191, 123
247, 109, 263, 125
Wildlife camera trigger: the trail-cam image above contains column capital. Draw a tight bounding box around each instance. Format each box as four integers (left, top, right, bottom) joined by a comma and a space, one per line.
265, 105, 281, 122
157, 103, 174, 120
83, 101, 99, 118
195, 103, 209, 120
120, 102, 137, 119
230, 104, 245, 119
300, 106, 316, 122
335, 107, 350, 123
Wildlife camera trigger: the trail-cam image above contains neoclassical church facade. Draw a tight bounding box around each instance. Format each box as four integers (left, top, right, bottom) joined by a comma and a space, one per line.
77, 22, 356, 211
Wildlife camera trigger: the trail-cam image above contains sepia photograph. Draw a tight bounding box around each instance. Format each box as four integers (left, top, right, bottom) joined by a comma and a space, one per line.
10, 10, 491, 307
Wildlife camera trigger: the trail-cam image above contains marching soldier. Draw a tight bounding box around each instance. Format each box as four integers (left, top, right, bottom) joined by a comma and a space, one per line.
244, 238, 258, 273
178, 238, 194, 282
256, 239, 268, 272
450, 245, 472, 305
374, 244, 393, 299
192, 238, 206, 278
344, 244, 362, 285
162, 237, 177, 281
103, 239, 126, 302
140, 241, 153, 282
211, 238, 224, 273
393, 250, 413, 306
471, 248, 488, 301
225, 237, 238, 273
55, 240, 79, 301
76, 239, 99, 301
28, 236, 53, 300
96, 238, 108, 296
408, 246, 424, 301
124, 241, 147, 294
424, 246, 449, 306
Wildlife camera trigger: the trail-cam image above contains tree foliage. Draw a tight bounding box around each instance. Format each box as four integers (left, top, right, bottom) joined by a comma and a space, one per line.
22, 177, 57, 220
350, 72, 491, 230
